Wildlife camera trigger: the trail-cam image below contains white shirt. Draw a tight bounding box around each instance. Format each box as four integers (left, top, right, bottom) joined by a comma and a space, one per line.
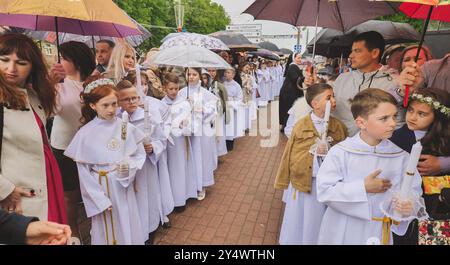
51, 78, 84, 150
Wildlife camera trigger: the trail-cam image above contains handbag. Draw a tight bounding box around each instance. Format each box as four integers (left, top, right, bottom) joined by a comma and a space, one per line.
418, 176, 450, 245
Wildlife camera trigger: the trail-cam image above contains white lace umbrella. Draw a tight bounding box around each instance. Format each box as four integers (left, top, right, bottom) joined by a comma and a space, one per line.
160, 32, 229, 51
148, 45, 231, 69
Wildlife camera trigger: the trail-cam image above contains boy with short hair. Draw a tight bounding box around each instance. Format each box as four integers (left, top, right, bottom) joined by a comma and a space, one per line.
275, 83, 347, 244
316, 88, 424, 245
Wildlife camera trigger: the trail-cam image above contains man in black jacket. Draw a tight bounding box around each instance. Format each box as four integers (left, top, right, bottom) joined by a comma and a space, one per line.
0, 209, 71, 245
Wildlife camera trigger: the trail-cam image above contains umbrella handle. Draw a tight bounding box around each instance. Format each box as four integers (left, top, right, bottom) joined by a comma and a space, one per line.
403, 85, 410, 108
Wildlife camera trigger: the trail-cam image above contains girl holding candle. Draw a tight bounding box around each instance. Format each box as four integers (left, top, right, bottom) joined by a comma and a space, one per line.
390, 88, 450, 245
64, 76, 146, 245
275, 83, 347, 245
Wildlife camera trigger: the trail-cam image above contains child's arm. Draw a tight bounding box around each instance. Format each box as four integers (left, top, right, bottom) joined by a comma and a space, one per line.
117, 139, 146, 188
146, 120, 167, 165
76, 164, 112, 218
316, 149, 372, 220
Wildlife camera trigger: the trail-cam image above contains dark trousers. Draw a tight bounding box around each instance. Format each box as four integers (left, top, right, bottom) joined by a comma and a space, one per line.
226, 140, 234, 151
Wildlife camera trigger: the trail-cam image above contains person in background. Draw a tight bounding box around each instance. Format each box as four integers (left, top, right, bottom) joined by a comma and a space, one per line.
381, 44, 405, 75
103, 41, 136, 84
94, 40, 115, 74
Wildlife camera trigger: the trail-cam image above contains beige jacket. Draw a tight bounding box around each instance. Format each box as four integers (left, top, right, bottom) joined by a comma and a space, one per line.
0, 88, 48, 220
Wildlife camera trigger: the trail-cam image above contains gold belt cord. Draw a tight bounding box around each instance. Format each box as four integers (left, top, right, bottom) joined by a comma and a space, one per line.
184, 136, 190, 160
98, 170, 117, 245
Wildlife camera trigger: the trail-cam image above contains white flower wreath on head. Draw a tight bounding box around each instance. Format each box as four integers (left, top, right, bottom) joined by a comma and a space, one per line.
84, 78, 115, 94
410, 93, 450, 117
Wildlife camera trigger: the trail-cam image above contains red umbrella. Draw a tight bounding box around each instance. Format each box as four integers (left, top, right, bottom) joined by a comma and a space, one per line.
383, 1, 450, 106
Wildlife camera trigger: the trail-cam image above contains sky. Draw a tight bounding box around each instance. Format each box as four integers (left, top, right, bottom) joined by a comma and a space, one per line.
211, 0, 319, 52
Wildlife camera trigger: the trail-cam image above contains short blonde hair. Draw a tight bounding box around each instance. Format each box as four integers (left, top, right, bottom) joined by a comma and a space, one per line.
350, 88, 397, 119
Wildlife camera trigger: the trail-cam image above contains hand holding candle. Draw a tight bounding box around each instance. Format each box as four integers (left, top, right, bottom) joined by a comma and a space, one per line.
321, 100, 331, 141
119, 112, 129, 178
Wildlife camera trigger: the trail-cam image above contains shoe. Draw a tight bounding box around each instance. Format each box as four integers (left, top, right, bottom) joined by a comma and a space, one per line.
162, 221, 171, 229
197, 189, 206, 201
145, 232, 155, 245
174, 206, 186, 213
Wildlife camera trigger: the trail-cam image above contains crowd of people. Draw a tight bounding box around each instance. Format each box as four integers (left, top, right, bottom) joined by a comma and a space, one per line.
0, 32, 287, 245
276, 31, 450, 245
0, 28, 449, 245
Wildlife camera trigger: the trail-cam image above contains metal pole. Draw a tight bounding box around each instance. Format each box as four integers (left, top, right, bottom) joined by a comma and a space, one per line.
297, 26, 301, 47
312, 0, 320, 61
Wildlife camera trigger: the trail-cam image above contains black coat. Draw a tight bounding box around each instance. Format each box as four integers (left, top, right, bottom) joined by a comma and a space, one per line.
0, 209, 38, 245
279, 64, 304, 127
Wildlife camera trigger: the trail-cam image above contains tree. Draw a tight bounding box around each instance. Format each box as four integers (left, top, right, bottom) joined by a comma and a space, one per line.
114, 0, 230, 55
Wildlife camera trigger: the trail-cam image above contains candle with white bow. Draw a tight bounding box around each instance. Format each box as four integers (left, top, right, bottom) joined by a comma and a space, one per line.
135, 63, 151, 144
321, 100, 331, 141
394, 141, 422, 219
121, 112, 129, 161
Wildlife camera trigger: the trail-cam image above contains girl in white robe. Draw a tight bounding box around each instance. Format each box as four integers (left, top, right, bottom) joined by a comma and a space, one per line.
161, 75, 198, 209
223, 69, 245, 144
65, 79, 146, 245
256, 62, 270, 106
178, 68, 218, 200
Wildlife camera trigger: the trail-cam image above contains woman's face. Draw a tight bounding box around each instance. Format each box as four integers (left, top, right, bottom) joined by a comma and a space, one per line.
207, 69, 217, 79
294, 54, 302, 65
61, 56, 77, 76
187, 69, 200, 84
201, 74, 209, 86
0, 52, 32, 87
123, 49, 135, 72
401, 48, 428, 70
243, 64, 250, 73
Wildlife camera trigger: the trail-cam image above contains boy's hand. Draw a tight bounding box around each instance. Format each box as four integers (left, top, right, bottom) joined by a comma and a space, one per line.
392, 197, 414, 216
144, 143, 153, 154
364, 170, 391, 193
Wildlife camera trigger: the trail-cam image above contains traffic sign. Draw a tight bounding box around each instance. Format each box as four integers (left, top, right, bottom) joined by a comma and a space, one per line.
294, 44, 302, 53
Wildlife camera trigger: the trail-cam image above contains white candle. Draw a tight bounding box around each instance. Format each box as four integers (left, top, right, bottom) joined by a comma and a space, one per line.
143, 99, 150, 144
121, 112, 128, 158
321, 100, 331, 141
135, 63, 145, 98
399, 141, 422, 197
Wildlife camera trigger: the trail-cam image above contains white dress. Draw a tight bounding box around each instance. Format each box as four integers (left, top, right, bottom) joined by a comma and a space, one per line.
223, 79, 245, 141
178, 83, 218, 190
279, 113, 327, 245
64, 117, 146, 245
161, 95, 198, 207
316, 133, 423, 245
256, 69, 270, 104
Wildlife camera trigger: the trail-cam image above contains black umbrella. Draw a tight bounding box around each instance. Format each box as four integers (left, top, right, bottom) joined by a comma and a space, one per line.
247, 48, 280, 60
209, 31, 258, 51
306, 20, 420, 58
258, 41, 280, 52
280, 48, 293, 55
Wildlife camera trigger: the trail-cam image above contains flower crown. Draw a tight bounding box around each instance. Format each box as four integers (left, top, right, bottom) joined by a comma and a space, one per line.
84, 78, 115, 94
410, 93, 450, 117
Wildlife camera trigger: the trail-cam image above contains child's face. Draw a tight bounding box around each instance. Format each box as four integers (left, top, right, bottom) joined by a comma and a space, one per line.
311, 89, 336, 116
164, 81, 179, 100
406, 101, 435, 131
141, 79, 149, 95
90, 92, 118, 120
224, 70, 234, 81
118, 86, 140, 114
207, 69, 217, 79
201, 74, 209, 86
357, 102, 398, 140
187, 69, 200, 85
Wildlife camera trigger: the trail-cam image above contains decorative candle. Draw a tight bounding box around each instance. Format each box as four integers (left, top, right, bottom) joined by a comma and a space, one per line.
143, 99, 150, 144
399, 141, 423, 197
321, 100, 331, 141
121, 112, 129, 158
135, 63, 145, 98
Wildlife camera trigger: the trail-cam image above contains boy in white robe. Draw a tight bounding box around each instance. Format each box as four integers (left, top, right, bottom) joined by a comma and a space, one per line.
65, 78, 146, 245
275, 83, 347, 245
116, 80, 168, 245
161, 73, 198, 213
256, 62, 270, 106
178, 68, 218, 200
316, 88, 426, 245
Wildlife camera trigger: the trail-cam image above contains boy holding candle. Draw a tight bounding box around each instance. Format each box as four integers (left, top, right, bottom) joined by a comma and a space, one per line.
275, 83, 347, 244
316, 88, 426, 245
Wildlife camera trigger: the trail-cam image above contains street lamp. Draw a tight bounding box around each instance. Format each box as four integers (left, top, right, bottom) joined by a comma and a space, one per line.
174, 0, 185, 32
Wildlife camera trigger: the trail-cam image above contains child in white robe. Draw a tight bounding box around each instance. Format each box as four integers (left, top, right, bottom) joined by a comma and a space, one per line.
161, 73, 198, 212
256, 61, 270, 106
275, 83, 347, 245
316, 88, 426, 245
65, 78, 146, 245
178, 68, 218, 200
116, 80, 168, 245
223, 68, 245, 151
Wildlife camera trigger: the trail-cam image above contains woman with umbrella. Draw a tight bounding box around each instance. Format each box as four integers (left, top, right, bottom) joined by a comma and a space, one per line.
279, 53, 304, 132
0, 33, 66, 224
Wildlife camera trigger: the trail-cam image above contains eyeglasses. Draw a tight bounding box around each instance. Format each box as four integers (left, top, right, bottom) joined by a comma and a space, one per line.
120, 96, 140, 103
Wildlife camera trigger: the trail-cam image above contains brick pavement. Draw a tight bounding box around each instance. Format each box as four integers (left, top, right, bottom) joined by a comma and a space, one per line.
77, 102, 288, 245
